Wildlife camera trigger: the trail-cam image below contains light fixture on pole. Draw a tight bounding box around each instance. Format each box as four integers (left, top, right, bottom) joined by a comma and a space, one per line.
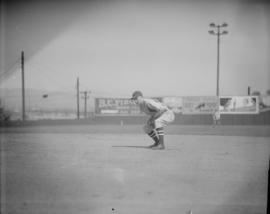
208, 22, 228, 96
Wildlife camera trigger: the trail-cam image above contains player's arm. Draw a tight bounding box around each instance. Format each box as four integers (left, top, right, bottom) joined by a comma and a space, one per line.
147, 102, 167, 120
152, 108, 167, 120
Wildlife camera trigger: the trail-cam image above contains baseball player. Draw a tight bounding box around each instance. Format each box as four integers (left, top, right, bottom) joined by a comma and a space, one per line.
131, 91, 175, 150
212, 109, 221, 127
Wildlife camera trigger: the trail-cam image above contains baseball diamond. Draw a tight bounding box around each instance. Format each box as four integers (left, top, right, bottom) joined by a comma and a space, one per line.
1, 1, 270, 214
1, 124, 269, 214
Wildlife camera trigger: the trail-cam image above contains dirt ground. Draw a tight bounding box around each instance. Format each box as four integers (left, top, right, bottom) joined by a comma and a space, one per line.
1, 125, 270, 214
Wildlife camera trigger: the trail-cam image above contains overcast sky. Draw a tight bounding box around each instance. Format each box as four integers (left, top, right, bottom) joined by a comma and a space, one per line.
1, 0, 270, 98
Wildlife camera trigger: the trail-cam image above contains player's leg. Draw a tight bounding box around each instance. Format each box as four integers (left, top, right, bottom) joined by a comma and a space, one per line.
148, 130, 159, 148
212, 115, 216, 127
152, 127, 165, 149
151, 110, 174, 150
143, 124, 159, 147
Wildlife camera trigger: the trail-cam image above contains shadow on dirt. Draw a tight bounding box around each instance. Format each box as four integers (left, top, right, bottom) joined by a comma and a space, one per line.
112, 145, 151, 149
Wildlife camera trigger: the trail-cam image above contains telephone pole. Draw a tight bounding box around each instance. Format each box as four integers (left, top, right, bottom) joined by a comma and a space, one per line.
248, 86, 251, 96
76, 77, 80, 119
80, 90, 91, 118
21, 51, 26, 121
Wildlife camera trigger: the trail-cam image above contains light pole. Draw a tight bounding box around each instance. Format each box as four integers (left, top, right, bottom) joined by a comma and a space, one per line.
208, 22, 228, 96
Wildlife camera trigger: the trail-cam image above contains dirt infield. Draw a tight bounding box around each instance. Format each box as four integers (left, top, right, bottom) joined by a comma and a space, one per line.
1, 125, 270, 214
1, 124, 270, 137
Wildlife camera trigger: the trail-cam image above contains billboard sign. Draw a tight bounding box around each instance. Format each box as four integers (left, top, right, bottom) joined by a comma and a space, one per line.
182, 96, 218, 114
219, 96, 259, 114
95, 96, 260, 115
95, 98, 141, 115
161, 97, 183, 114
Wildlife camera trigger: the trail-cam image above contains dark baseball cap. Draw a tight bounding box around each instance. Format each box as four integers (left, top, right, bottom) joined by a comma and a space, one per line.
131, 91, 143, 100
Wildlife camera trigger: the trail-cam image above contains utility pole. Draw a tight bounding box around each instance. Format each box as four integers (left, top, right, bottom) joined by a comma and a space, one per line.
21, 51, 26, 121
80, 90, 91, 118
76, 77, 80, 119
248, 86, 251, 96
267, 157, 270, 214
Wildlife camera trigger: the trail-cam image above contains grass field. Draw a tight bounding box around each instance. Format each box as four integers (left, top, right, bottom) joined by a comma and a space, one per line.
1, 125, 270, 214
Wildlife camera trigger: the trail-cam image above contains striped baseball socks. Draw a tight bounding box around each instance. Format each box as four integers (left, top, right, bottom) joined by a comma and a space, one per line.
153, 127, 165, 149
148, 130, 159, 145
148, 127, 165, 149
156, 127, 164, 138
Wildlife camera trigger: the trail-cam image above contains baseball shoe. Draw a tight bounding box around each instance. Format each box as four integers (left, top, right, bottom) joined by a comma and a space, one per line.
148, 142, 159, 148
151, 144, 165, 150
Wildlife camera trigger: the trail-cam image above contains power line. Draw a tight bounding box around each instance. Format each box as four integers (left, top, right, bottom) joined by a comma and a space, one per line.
27, 62, 74, 92
1, 57, 20, 71
29, 58, 64, 76
0, 58, 20, 82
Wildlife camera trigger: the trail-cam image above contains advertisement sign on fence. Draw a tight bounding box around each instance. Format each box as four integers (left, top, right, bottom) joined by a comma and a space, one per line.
219, 96, 259, 114
261, 95, 270, 112
182, 96, 218, 114
95, 96, 260, 115
161, 97, 183, 114
95, 98, 141, 115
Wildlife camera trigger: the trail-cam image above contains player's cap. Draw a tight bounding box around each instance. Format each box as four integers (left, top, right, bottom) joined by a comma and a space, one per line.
131, 91, 143, 100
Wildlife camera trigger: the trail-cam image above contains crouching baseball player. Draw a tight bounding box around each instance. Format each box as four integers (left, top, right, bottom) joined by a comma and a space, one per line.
131, 91, 175, 150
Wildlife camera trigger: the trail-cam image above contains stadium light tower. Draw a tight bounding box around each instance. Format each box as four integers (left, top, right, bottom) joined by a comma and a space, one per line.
208, 22, 228, 96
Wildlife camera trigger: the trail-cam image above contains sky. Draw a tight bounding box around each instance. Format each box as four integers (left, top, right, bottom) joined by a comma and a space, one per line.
1, 0, 270, 100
